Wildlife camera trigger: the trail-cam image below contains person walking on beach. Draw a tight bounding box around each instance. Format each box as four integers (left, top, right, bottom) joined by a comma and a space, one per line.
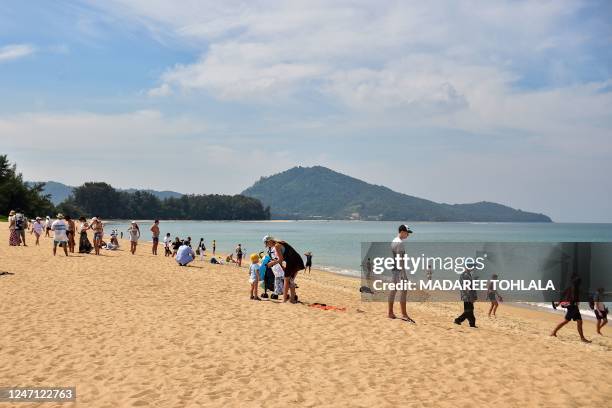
8, 210, 20, 246
176, 241, 196, 267
594, 287, 608, 335
304, 252, 313, 274
551, 274, 591, 343
487, 274, 502, 317
65, 215, 76, 253
44, 215, 52, 237
51, 213, 69, 256
128, 221, 140, 255
263, 235, 304, 303
78, 217, 93, 253
150, 220, 160, 255
31, 217, 44, 245
198, 238, 206, 261
163, 233, 172, 257
90, 217, 104, 255
235, 244, 243, 267
454, 261, 478, 328
426, 263, 433, 281
212, 240, 216, 256
14, 209, 27, 246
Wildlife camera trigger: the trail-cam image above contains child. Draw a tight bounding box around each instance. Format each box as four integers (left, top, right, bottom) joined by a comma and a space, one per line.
487, 274, 503, 317
249, 253, 261, 300
594, 287, 608, 335
163, 233, 172, 257
172, 237, 181, 257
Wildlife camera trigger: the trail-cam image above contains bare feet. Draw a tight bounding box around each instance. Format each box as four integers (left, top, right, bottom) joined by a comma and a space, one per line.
388, 313, 397, 319
550, 332, 557, 337
581, 338, 591, 343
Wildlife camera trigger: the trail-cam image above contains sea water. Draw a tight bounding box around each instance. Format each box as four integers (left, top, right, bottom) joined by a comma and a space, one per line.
104, 220, 612, 275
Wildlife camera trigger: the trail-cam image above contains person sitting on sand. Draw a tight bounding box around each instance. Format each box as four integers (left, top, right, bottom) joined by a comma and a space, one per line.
226, 253, 235, 264
594, 287, 608, 335
454, 261, 477, 328
551, 274, 591, 343
176, 241, 196, 267
249, 253, 261, 300
487, 274, 503, 317
163, 233, 172, 257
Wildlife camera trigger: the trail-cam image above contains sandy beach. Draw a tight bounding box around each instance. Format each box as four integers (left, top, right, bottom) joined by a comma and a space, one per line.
1, 222, 610, 408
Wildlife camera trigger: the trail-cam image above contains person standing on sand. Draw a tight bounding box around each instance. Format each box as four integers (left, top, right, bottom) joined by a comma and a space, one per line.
263, 235, 304, 303
454, 261, 478, 328
31, 217, 44, 245
198, 238, 206, 261
389, 224, 414, 322
78, 217, 93, 253
8, 210, 20, 246
14, 209, 27, 246
235, 244, 243, 267
551, 274, 591, 342
65, 215, 76, 253
487, 274, 502, 317
426, 263, 433, 281
304, 252, 313, 274
90, 217, 104, 255
51, 213, 69, 256
128, 221, 140, 255
212, 240, 216, 256
150, 220, 160, 255
44, 215, 52, 237
163, 233, 172, 257
594, 287, 608, 335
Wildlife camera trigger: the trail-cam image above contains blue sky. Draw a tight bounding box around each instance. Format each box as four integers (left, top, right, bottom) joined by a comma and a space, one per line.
1, 0, 611, 222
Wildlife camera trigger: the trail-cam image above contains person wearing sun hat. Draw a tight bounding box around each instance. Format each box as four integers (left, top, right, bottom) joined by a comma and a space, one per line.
389, 224, 415, 322
51, 213, 69, 256
31, 216, 44, 245
127, 221, 141, 255
8, 210, 20, 246
263, 235, 305, 303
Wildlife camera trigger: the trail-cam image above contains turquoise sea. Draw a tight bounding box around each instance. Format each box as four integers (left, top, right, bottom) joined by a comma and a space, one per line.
104, 220, 612, 275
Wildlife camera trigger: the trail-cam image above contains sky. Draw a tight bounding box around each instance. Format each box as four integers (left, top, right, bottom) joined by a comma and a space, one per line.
1, 0, 611, 222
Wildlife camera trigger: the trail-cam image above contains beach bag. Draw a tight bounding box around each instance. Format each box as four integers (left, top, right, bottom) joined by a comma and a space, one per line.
271, 263, 285, 278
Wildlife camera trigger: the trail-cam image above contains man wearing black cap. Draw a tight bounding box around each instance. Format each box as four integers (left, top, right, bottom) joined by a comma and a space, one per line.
389, 224, 415, 322
454, 261, 478, 328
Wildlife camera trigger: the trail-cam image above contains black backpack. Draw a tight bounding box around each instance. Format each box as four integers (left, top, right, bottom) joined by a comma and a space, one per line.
15, 214, 25, 230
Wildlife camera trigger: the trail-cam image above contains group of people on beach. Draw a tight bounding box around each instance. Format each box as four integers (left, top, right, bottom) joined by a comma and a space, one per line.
6, 211, 607, 338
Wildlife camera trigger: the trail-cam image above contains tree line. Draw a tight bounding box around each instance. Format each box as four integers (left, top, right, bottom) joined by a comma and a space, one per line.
1, 154, 270, 220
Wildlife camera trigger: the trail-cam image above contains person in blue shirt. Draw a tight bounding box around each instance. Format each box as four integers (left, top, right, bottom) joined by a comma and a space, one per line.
176, 241, 196, 267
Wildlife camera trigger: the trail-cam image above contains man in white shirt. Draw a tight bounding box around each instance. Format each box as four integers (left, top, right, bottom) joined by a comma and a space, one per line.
51, 213, 69, 256
389, 224, 414, 322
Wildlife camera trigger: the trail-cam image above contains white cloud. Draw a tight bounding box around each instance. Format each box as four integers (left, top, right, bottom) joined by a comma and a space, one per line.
0, 43, 36, 62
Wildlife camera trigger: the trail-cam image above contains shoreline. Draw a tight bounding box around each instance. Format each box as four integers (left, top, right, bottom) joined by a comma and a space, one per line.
1, 223, 610, 407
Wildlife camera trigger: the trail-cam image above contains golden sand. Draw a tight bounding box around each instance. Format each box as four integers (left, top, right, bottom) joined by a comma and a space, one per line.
0, 222, 610, 407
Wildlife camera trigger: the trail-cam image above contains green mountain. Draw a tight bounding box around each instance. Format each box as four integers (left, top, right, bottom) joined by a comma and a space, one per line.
28, 181, 183, 205
241, 166, 552, 222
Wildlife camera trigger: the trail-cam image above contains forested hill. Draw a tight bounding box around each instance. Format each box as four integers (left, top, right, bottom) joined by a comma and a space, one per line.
241, 166, 552, 222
